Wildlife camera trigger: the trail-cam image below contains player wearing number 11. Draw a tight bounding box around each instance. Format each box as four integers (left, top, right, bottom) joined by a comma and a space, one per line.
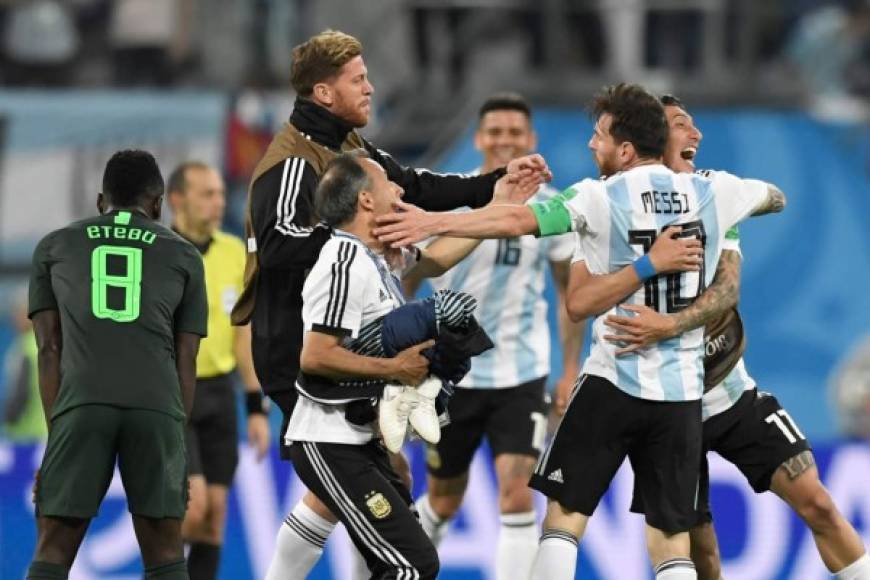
374, 83, 787, 580
26, 150, 207, 580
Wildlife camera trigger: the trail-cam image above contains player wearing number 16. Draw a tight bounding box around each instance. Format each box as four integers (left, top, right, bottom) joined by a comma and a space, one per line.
26, 150, 208, 580
374, 83, 787, 580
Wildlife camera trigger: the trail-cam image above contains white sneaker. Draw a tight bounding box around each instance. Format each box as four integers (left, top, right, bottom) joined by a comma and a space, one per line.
408, 377, 441, 445
379, 385, 412, 453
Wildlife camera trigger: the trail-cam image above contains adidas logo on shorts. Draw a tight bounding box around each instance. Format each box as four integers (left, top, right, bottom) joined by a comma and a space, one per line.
547, 468, 564, 484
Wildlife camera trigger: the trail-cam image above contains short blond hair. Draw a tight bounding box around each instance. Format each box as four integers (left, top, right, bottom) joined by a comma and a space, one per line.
291, 30, 363, 96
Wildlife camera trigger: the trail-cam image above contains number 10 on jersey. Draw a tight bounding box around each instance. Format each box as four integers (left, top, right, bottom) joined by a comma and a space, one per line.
91, 245, 143, 322
628, 221, 707, 314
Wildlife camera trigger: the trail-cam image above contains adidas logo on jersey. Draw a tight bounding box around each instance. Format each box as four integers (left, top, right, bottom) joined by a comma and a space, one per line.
547, 469, 564, 484
379, 288, 389, 302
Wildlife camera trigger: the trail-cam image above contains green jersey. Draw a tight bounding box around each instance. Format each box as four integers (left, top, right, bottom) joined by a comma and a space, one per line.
28, 210, 207, 420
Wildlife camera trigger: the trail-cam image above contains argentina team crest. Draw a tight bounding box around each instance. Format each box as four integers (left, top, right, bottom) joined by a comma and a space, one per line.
365, 491, 392, 519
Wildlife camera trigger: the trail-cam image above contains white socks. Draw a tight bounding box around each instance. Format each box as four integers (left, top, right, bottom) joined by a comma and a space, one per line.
655, 558, 697, 579
265, 500, 336, 580
415, 494, 450, 548
530, 529, 578, 580
836, 553, 870, 580
496, 511, 538, 580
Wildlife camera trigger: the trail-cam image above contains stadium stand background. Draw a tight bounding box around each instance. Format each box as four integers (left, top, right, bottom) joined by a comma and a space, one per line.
0, 1, 867, 578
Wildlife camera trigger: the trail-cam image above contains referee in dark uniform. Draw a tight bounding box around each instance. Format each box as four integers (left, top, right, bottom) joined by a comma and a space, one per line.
26, 150, 207, 580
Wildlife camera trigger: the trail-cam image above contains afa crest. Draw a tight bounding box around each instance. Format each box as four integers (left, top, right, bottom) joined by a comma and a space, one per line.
365, 491, 392, 519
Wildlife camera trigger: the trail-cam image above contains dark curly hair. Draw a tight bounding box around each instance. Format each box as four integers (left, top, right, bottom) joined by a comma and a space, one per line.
590, 83, 668, 159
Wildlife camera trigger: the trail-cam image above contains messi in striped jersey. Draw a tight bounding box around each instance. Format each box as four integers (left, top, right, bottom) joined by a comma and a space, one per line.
606, 96, 870, 580
373, 83, 787, 580
405, 94, 584, 580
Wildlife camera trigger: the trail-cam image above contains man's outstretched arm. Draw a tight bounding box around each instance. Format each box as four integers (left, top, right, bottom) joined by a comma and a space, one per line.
374, 173, 546, 246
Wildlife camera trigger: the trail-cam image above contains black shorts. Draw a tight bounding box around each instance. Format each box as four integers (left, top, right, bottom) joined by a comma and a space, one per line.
185, 374, 239, 486
530, 374, 702, 534
37, 405, 187, 519
426, 377, 548, 478
289, 440, 439, 579
631, 388, 812, 525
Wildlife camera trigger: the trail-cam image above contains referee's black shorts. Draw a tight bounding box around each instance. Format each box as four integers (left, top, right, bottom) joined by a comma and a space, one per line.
185, 373, 239, 486
530, 374, 702, 534
289, 440, 438, 580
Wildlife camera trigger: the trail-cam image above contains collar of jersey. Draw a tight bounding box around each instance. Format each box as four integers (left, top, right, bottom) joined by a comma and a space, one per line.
290, 97, 356, 151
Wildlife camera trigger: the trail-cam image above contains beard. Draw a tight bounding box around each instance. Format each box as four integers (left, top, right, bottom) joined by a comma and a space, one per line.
332, 93, 369, 128
595, 152, 620, 178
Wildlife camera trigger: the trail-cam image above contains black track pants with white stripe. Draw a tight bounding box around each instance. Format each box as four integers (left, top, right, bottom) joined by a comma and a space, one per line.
289, 440, 439, 580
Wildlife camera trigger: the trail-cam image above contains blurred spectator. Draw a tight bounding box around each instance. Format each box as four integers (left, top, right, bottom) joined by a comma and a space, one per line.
109, 0, 196, 86
2, 290, 47, 442
786, 0, 870, 118
830, 334, 870, 439
2, 0, 79, 85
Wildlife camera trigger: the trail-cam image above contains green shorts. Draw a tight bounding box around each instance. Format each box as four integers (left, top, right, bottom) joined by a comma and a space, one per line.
36, 404, 188, 519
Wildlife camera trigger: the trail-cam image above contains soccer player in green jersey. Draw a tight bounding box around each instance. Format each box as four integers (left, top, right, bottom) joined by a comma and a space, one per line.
26, 150, 208, 580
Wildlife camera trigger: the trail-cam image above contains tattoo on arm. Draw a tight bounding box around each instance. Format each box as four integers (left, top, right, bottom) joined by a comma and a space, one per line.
780, 450, 816, 480
671, 249, 742, 334
752, 184, 787, 216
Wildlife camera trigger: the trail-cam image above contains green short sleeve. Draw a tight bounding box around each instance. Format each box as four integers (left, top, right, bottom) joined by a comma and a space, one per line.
174, 248, 208, 337
28, 233, 58, 318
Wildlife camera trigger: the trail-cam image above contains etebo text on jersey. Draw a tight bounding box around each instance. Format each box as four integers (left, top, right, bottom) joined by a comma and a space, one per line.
86, 225, 157, 244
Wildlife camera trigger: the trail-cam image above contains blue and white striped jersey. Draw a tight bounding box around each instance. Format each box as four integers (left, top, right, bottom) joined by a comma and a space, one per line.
531, 164, 768, 401
427, 184, 574, 388
702, 358, 757, 420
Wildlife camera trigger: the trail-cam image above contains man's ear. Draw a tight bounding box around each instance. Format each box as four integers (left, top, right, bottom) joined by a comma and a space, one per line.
358, 190, 375, 211
312, 82, 334, 107
619, 141, 635, 163
96, 193, 107, 215
152, 195, 164, 220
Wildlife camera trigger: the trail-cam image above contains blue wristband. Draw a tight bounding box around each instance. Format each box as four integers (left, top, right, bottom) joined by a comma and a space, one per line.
632, 254, 657, 280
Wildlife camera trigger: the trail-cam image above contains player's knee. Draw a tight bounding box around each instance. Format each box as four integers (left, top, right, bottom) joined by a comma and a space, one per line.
183, 499, 207, 534
202, 504, 227, 543
428, 492, 462, 520
498, 479, 534, 514
138, 533, 184, 567
795, 485, 839, 532
34, 541, 76, 569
